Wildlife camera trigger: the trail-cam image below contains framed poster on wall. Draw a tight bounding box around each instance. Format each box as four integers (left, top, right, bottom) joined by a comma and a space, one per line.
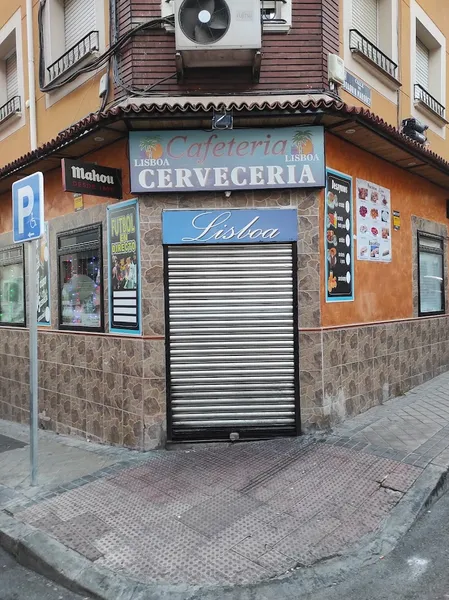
356, 179, 392, 262
37, 222, 51, 326
325, 169, 354, 303
107, 199, 141, 334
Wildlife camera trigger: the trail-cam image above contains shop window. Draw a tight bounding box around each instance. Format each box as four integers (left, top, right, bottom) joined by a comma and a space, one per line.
0, 245, 25, 327
57, 223, 103, 331
418, 232, 445, 316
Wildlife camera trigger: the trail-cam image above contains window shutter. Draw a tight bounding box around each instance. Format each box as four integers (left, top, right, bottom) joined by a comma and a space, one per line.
64, 0, 96, 51
416, 38, 430, 90
352, 0, 378, 45
6, 52, 18, 101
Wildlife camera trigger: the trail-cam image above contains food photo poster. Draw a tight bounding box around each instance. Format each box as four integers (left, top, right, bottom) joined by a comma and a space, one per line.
325, 169, 354, 303
356, 179, 392, 262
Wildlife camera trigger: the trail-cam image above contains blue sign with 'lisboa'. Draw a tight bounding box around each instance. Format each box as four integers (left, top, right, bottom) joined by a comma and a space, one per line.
129, 127, 325, 193
162, 209, 298, 245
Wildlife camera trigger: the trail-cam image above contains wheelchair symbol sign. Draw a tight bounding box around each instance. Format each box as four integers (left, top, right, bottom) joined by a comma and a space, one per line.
12, 172, 45, 243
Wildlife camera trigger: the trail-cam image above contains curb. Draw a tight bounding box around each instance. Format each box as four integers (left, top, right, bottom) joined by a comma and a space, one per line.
0, 463, 447, 600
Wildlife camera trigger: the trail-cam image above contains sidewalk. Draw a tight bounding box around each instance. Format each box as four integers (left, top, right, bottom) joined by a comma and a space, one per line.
1, 372, 449, 599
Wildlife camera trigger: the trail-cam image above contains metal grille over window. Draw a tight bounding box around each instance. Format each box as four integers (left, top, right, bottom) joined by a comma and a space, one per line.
6, 52, 18, 101
166, 244, 297, 440
418, 233, 444, 316
416, 38, 430, 91
352, 0, 378, 45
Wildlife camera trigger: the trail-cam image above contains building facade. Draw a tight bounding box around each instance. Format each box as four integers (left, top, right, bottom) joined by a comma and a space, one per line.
0, 0, 448, 449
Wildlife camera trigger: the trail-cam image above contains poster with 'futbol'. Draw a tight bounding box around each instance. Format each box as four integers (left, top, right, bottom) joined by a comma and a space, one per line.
107, 199, 141, 334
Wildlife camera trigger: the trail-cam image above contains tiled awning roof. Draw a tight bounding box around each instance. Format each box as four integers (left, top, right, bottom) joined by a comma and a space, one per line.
1, 94, 449, 190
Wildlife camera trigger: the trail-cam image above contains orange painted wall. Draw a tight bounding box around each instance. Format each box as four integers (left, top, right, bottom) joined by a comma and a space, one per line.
322, 132, 448, 327
0, 138, 132, 234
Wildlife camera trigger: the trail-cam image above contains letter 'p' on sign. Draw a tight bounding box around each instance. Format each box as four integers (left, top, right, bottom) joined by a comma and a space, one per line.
12, 172, 45, 243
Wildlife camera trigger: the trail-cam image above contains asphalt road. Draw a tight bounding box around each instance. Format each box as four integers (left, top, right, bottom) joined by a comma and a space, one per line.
304, 489, 449, 600
0, 546, 90, 600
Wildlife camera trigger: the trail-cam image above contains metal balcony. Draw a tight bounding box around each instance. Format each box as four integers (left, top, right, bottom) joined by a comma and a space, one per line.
349, 29, 398, 79
0, 96, 21, 124
414, 84, 445, 120
47, 31, 99, 82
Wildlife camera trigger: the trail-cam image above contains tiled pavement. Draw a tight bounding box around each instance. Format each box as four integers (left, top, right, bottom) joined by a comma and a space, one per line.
4, 371, 449, 588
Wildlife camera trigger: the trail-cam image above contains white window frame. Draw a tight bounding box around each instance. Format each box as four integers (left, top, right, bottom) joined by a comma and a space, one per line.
42, 0, 106, 105
0, 10, 25, 140
261, 0, 292, 33
161, 0, 292, 33
410, 1, 446, 133
344, 0, 399, 103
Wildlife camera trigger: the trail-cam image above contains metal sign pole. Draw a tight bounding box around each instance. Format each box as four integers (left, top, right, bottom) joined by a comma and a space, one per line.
28, 239, 38, 485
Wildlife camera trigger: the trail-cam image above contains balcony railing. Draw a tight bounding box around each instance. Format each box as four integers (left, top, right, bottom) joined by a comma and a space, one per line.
349, 29, 398, 79
414, 84, 445, 120
47, 31, 99, 82
0, 96, 21, 123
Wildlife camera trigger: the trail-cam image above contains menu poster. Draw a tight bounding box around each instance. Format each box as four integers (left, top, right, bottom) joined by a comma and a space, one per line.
325, 169, 354, 303
356, 179, 392, 262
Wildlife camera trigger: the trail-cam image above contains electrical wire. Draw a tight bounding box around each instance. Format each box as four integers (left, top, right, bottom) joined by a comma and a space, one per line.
38, 0, 174, 93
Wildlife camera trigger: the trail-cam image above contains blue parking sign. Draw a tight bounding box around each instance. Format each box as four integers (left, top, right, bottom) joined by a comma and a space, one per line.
12, 172, 45, 243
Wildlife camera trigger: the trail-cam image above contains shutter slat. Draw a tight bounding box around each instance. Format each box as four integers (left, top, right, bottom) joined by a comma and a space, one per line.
416, 38, 430, 90
352, 0, 378, 45
64, 0, 96, 50
167, 243, 297, 440
6, 52, 18, 101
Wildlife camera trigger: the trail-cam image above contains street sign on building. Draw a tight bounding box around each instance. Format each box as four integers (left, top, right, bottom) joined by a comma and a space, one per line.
12, 172, 45, 243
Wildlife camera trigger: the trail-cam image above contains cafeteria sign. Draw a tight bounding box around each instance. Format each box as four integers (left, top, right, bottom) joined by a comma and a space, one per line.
129, 127, 325, 193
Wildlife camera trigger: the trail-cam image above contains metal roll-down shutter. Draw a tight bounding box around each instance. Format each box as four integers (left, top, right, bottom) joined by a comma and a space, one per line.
352, 0, 378, 45
416, 38, 430, 90
64, 0, 96, 50
166, 243, 298, 441
6, 52, 18, 101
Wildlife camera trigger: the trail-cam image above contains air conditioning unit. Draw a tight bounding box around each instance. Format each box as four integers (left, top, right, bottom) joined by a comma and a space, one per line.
174, 0, 262, 68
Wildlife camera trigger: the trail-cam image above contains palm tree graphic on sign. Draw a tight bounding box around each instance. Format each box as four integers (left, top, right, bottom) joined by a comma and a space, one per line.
291, 130, 313, 155
139, 136, 163, 159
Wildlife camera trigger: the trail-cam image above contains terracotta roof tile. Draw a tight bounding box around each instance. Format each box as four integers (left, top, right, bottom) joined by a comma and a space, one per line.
1, 96, 448, 180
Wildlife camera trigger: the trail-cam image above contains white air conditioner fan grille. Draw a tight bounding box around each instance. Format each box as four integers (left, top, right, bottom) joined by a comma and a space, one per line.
179, 0, 231, 45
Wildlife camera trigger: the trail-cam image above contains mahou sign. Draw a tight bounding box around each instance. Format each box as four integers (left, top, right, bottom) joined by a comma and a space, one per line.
62, 159, 123, 199
129, 127, 325, 193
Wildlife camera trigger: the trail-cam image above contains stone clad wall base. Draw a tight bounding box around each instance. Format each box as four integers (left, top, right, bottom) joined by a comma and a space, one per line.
0, 330, 166, 451
299, 316, 448, 430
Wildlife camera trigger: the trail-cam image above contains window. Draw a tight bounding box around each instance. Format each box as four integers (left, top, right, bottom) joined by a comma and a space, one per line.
261, 1, 292, 32
0, 245, 25, 327
352, 0, 378, 45
411, 3, 446, 127
418, 233, 445, 316
42, 0, 104, 89
0, 11, 24, 132
57, 224, 103, 331
348, 0, 398, 83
